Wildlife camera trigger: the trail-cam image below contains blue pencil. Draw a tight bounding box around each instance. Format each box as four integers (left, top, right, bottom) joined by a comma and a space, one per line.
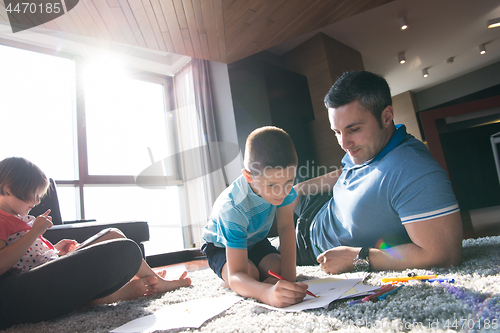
425, 278, 455, 283
349, 298, 364, 306
378, 285, 403, 300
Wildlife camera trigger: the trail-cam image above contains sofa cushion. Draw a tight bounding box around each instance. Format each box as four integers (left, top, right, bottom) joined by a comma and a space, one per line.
44, 220, 149, 246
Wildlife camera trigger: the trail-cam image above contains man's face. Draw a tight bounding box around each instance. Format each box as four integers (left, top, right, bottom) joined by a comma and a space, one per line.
328, 101, 393, 165
246, 166, 296, 206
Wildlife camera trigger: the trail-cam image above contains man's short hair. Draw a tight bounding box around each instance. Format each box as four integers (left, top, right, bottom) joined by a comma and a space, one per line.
0, 157, 49, 202
324, 71, 392, 127
244, 126, 298, 175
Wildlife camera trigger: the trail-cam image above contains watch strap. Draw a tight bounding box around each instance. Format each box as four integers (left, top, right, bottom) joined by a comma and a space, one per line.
358, 247, 370, 260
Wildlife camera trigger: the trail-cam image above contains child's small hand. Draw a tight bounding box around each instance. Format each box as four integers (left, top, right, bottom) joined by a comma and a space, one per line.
267, 280, 307, 308
54, 239, 78, 255
31, 210, 53, 235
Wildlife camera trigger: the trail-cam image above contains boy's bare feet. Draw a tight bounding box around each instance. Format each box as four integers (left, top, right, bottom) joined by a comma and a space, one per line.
87, 276, 158, 305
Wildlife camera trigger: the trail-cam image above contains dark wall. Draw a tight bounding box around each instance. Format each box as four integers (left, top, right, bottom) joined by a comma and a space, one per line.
228, 61, 273, 155
228, 61, 316, 182
419, 83, 500, 214
441, 122, 500, 210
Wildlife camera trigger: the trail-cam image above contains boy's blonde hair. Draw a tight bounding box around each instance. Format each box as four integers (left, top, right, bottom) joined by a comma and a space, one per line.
244, 126, 298, 175
0, 157, 49, 202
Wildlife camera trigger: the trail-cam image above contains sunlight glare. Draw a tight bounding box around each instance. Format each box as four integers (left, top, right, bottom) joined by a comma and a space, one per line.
83, 54, 171, 176
0, 44, 76, 180
83, 54, 127, 86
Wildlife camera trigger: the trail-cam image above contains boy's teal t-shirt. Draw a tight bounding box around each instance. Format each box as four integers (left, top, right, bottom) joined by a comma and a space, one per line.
202, 175, 297, 250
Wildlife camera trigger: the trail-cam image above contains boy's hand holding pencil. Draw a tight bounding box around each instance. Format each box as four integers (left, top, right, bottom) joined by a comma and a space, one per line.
268, 270, 318, 298
265, 272, 311, 308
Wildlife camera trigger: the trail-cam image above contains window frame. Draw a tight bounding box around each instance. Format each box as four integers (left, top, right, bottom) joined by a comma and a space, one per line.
1, 39, 185, 222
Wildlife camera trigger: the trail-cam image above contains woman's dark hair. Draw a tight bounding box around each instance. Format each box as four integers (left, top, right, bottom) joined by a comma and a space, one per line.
0, 157, 49, 202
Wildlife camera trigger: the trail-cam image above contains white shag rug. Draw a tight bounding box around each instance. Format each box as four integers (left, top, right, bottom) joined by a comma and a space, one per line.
2, 236, 499, 333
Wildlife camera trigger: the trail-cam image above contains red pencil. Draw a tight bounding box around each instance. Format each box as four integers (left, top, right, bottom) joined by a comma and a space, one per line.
361, 284, 396, 302
268, 270, 318, 298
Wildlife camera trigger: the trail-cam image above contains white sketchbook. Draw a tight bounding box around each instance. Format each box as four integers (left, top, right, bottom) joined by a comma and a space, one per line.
253, 272, 377, 312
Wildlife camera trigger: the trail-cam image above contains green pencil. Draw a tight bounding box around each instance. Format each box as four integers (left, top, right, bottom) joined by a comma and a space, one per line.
314, 244, 325, 253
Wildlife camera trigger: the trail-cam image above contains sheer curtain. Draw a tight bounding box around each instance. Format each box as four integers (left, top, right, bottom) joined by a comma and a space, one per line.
173, 59, 227, 247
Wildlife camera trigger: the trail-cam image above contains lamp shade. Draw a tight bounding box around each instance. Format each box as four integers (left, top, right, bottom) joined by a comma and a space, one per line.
399, 17, 408, 30
398, 52, 406, 64
479, 44, 486, 55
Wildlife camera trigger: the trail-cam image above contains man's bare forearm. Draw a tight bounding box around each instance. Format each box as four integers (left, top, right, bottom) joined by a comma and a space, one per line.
370, 241, 461, 271
367, 213, 463, 271
319, 213, 463, 274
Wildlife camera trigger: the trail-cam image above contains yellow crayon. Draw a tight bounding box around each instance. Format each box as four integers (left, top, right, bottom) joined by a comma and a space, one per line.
381, 275, 437, 283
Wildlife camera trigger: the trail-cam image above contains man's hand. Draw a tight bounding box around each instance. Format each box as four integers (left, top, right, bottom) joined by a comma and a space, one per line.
317, 246, 359, 274
265, 280, 308, 308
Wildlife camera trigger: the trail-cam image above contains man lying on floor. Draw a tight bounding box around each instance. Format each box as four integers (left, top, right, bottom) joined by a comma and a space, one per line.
286, 70, 462, 274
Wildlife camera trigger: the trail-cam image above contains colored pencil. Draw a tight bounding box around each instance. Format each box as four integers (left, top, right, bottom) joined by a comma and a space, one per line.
268, 270, 318, 298
381, 274, 437, 283
361, 284, 396, 302
377, 285, 403, 300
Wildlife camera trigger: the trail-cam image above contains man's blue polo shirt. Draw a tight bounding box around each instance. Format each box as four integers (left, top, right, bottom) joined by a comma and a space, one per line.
310, 125, 459, 255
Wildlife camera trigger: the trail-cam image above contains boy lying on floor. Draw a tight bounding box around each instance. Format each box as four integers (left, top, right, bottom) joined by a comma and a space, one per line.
202, 126, 308, 307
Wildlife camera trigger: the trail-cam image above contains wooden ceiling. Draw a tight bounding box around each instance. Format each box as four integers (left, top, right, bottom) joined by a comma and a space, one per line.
0, 0, 394, 64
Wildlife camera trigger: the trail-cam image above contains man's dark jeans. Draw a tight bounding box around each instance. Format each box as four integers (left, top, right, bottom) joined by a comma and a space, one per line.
295, 193, 332, 266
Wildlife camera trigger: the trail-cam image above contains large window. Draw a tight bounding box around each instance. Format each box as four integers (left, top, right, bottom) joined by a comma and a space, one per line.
0, 44, 77, 180
0, 43, 185, 255
84, 63, 174, 177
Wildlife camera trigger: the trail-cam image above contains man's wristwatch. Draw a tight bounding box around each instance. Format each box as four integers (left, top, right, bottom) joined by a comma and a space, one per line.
353, 247, 370, 271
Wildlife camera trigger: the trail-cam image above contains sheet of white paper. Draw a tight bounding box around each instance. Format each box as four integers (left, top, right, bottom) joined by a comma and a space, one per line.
253, 277, 362, 312
111, 296, 242, 333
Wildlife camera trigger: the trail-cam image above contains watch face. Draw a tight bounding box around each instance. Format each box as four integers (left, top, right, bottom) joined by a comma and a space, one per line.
354, 258, 370, 271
